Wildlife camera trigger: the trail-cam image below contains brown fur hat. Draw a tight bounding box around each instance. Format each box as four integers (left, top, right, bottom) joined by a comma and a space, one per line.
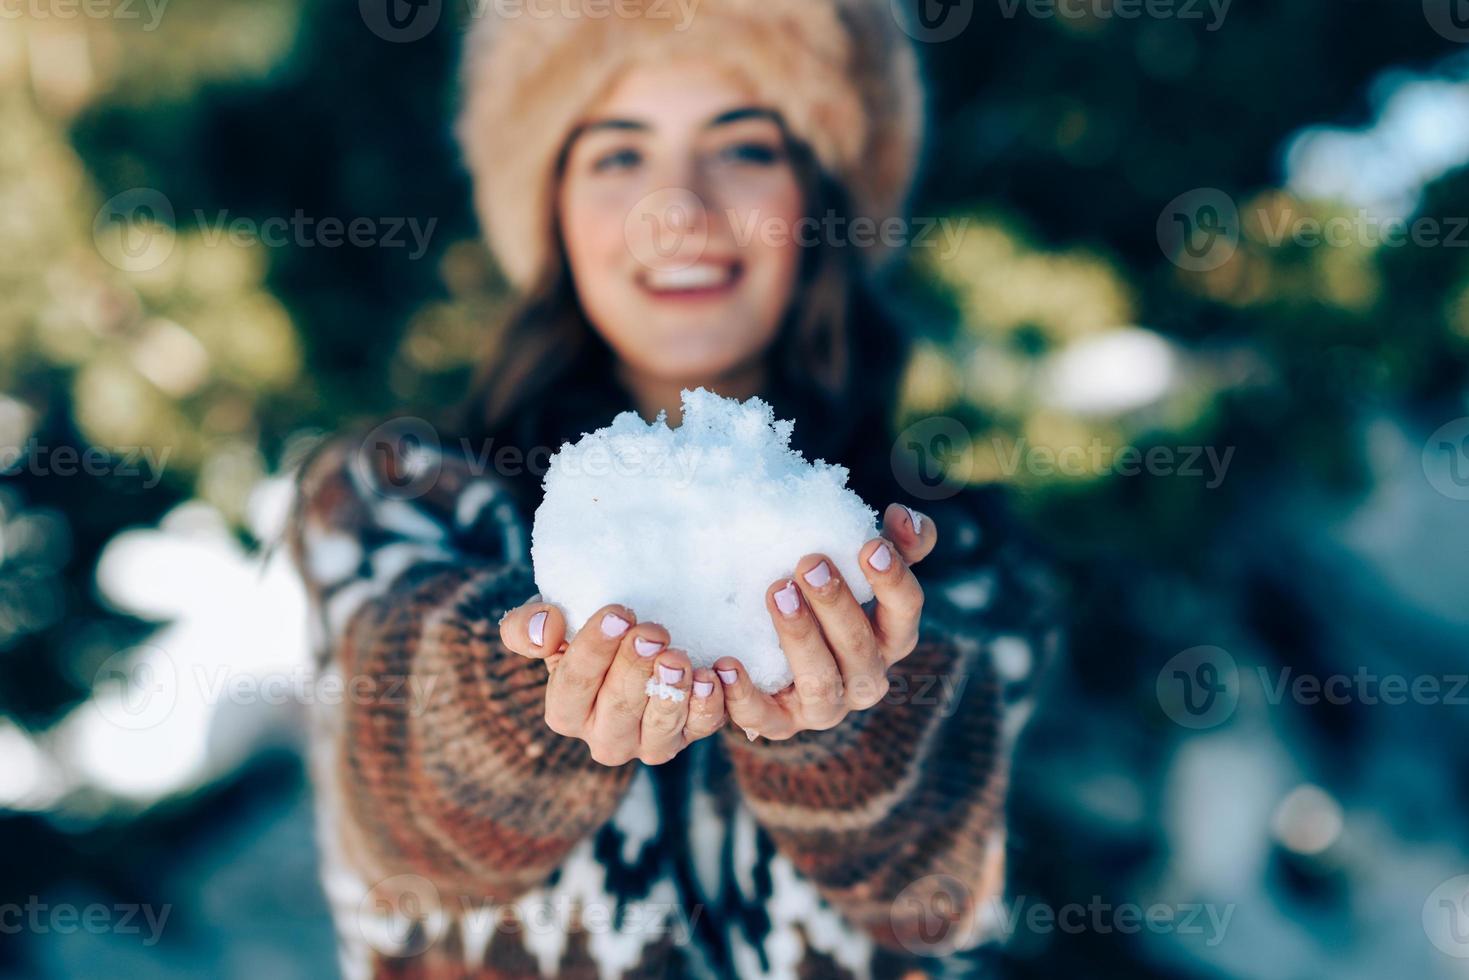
457, 0, 926, 288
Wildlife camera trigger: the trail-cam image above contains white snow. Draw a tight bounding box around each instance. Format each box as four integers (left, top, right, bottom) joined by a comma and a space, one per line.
56, 478, 310, 807
531, 389, 878, 693
1039, 327, 1178, 416
644, 679, 687, 702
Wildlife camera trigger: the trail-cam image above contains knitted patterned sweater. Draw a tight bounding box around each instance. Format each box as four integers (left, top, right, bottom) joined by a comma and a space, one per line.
287, 430, 1053, 980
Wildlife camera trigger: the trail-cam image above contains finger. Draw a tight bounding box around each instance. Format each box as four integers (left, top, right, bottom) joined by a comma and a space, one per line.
640, 648, 694, 764
684, 667, 726, 742
545, 604, 635, 736
715, 657, 794, 741
882, 503, 937, 566
860, 538, 925, 667
765, 576, 845, 724
498, 600, 566, 660
792, 556, 885, 711
587, 620, 668, 754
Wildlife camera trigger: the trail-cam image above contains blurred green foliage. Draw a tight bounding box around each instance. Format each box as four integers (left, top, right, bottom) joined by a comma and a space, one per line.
1, 1, 1468, 973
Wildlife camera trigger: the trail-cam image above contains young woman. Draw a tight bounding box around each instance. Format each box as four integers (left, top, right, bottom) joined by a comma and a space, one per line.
290, 1, 1054, 976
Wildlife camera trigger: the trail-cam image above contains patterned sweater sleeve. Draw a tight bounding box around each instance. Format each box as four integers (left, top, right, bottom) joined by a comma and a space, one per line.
720, 487, 1059, 957
287, 429, 634, 950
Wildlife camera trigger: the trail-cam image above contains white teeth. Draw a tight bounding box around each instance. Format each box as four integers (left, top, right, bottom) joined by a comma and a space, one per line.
644, 264, 733, 290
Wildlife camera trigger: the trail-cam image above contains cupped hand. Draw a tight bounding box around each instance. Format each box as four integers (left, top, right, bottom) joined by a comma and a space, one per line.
716, 503, 935, 741
499, 601, 726, 766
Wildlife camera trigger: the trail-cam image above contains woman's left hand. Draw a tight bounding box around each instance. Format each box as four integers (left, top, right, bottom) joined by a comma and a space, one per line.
716, 503, 935, 740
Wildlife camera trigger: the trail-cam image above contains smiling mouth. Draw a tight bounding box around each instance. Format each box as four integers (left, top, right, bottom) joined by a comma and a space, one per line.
638, 261, 743, 299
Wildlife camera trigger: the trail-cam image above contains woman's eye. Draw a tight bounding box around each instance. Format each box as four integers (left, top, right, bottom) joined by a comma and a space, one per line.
719, 142, 782, 166
592, 148, 642, 173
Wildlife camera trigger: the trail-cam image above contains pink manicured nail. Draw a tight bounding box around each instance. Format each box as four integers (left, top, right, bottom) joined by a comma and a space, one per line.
634, 636, 664, 658
657, 664, 684, 685
693, 679, 714, 698
528, 610, 547, 647
716, 668, 738, 686
601, 612, 631, 638
802, 561, 831, 589
774, 580, 800, 616
905, 506, 924, 535
867, 543, 892, 572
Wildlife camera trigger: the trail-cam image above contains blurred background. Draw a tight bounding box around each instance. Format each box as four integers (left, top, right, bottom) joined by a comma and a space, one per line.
3, 0, 1469, 976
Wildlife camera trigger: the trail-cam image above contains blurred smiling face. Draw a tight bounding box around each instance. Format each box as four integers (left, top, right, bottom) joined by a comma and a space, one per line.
557, 60, 805, 386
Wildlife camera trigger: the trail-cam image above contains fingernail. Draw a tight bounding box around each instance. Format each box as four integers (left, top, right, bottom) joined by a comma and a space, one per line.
802, 561, 831, 589
634, 636, 664, 658
658, 664, 684, 685
905, 506, 924, 535
774, 580, 801, 616
693, 679, 714, 698
716, 668, 738, 686
528, 610, 547, 646
601, 612, 631, 638
867, 543, 892, 572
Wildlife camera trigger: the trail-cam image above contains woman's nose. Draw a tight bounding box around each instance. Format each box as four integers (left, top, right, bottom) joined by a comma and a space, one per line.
625, 179, 713, 270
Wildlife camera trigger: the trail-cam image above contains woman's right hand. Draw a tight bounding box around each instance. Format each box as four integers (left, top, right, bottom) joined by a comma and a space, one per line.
499, 601, 726, 766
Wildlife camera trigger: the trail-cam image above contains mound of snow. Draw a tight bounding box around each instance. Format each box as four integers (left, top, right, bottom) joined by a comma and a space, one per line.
532, 389, 877, 693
